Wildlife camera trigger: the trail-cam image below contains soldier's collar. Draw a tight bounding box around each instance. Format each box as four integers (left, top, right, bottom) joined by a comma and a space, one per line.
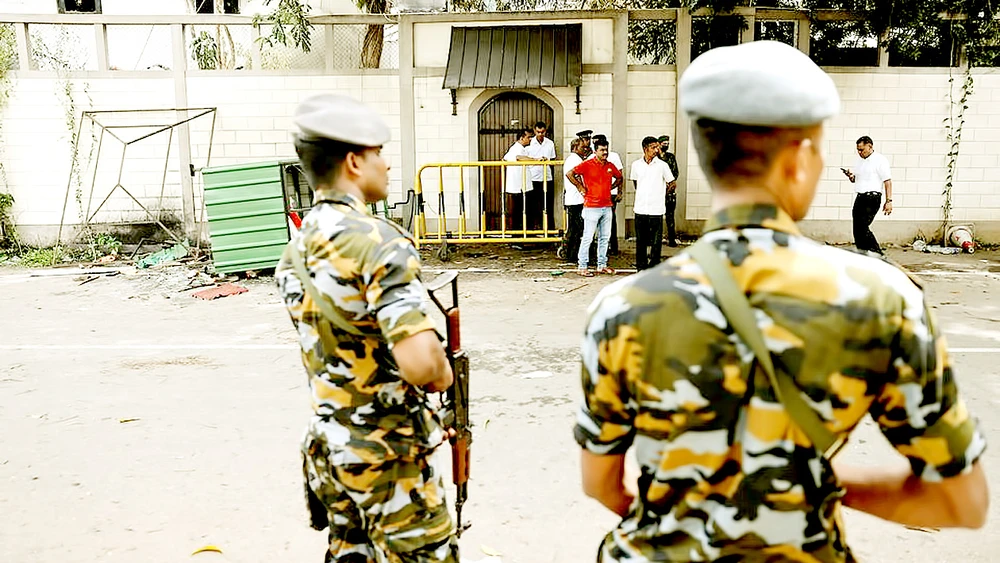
313, 190, 368, 214
703, 203, 801, 235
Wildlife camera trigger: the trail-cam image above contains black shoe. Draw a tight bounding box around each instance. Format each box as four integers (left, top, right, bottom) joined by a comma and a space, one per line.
668, 240, 678, 247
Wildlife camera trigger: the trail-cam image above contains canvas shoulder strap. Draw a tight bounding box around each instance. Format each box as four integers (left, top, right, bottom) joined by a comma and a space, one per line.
687, 238, 843, 459
282, 241, 365, 337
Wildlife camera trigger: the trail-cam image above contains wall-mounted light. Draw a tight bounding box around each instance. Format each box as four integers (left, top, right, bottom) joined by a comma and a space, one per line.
451, 89, 458, 116
575, 86, 581, 115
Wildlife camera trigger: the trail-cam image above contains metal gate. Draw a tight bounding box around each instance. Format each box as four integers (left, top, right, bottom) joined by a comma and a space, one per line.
477, 92, 554, 231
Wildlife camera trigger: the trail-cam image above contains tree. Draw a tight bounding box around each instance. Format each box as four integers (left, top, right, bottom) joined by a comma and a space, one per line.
355, 0, 389, 69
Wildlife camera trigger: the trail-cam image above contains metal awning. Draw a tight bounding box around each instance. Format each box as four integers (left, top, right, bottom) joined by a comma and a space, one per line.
442, 24, 583, 90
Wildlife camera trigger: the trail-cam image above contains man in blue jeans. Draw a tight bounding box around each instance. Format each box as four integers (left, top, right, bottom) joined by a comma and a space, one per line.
566, 138, 622, 277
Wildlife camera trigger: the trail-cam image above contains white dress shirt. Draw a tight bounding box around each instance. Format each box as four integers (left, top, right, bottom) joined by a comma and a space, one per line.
503, 142, 531, 194
630, 156, 675, 216
563, 152, 585, 206
527, 136, 557, 182
852, 151, 891, 195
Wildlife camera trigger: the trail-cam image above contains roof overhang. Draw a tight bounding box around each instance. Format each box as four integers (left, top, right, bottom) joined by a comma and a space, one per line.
442, 23, 583, 90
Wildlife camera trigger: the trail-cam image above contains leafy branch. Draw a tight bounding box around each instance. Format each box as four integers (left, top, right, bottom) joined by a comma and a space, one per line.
252, 0, 315, 53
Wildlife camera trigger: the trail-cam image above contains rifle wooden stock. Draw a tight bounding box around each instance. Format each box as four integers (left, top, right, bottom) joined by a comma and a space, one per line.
427, 271, 472, 535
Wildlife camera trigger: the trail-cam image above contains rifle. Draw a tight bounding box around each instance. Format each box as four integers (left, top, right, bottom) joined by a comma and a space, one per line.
426, 270, 472, 537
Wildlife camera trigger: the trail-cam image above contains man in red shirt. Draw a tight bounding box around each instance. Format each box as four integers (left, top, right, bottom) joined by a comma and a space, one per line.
566, 138, 622, 276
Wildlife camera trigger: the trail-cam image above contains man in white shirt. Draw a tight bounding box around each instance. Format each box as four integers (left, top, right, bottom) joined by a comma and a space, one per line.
561, 137, 589, 263
504, 128, 541, 232
589, 134, 624, 255
527, 121, 558, 231
841, 135, 893, 254
630, 136, 675, 270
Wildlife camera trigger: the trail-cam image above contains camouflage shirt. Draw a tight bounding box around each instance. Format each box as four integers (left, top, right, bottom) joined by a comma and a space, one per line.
277, 191, 445, 464
574, 203, 986, 562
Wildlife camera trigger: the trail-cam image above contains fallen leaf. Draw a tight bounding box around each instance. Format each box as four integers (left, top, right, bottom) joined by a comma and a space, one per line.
119, 418, 140, 424
481, 544, 502, 557
192, 545, 224, 555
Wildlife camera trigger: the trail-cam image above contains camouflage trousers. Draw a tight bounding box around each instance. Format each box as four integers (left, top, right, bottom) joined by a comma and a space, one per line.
303, 436, 460, 563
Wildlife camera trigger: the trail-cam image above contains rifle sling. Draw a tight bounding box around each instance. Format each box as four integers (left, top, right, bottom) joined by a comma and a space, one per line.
283, 242, 365, 337
687, 239, 842, 459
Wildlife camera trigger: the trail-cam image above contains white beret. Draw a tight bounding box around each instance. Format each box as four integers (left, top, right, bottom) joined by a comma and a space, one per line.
679, 41, 840, 127
293, 93, 391, 146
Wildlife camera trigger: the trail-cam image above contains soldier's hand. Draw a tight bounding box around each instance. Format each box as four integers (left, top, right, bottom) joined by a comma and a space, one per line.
425, 362, 454, 393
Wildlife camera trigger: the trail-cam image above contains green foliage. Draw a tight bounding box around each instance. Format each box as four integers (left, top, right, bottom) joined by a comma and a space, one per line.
0, 192, 18, 252
1, 24, 16, 205
95, 233, 122, 254
17, 246, 68, 267
192, 31, 220, 69
942, 70, 973, 229
252, 0, 315, 53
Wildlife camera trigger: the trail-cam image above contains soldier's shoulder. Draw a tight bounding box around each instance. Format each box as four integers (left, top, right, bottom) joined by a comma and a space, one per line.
588, 261, 691, 316
802, 241, 927, 306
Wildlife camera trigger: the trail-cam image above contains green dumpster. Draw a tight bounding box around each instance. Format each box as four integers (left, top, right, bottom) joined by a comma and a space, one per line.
202, 160, 290, 274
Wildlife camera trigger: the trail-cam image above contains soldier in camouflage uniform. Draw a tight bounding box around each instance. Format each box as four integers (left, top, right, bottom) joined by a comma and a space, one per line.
655, 135, 679, 247
575, 41, 988, 562
276, 94, 460, 563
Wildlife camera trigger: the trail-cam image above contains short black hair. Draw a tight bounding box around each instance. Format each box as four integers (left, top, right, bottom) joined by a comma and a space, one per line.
856, 135, 873, 146
642, 136, 659, 149
294, 137, 367, 187
690, 118, 812, 185
594, 138, 609, 149
520, 127, 534, 138
534, 121, 547, 130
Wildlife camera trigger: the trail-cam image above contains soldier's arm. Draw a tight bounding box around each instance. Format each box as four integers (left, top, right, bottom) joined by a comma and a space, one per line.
364, 235, 453, 390
393, 331, 453, 391
574, 290, 638, 517
840, 290, 988, 529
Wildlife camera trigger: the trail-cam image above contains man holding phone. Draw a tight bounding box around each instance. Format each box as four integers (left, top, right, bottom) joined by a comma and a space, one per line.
841, 136, 892, 254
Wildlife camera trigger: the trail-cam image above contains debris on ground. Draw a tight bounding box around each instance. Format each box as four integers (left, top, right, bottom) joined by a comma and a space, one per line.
192, 282, 249, 301
519, 371, 554, 379
30, 267, 119, 278
480, 545, 503, 557
137, 242, 190, 269
545, 283, 588, 294
190, 544, 226, 558
73, 271, 119, 286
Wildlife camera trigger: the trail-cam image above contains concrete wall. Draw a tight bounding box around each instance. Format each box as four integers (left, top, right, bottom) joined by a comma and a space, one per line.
0, 0, 349, 16
2, 11, 999, 247
684, 69, 1000, 243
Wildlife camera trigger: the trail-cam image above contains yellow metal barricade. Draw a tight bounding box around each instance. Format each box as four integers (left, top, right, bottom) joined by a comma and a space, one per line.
413, 160, 567, 249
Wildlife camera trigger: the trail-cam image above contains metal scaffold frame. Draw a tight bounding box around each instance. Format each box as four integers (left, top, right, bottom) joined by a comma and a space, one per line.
56, 107, 218, 246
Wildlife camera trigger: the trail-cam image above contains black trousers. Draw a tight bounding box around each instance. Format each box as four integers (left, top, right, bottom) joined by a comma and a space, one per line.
635, 213, 664, 270
852, 191, 882, 254
531, 180, 556, 231
564, 204, 584, 263
665, 191, 677, 244
506, 192, 528, 231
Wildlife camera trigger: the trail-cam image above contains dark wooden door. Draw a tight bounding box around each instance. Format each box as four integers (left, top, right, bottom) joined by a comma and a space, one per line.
477, 92, 553, 231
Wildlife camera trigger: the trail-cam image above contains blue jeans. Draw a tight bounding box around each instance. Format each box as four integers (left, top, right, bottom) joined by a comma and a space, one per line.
579, 206, 612, 269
